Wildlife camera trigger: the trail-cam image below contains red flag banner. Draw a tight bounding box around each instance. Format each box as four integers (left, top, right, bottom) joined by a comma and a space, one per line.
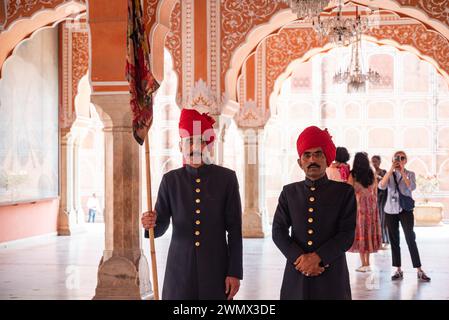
126, 0, 160, 145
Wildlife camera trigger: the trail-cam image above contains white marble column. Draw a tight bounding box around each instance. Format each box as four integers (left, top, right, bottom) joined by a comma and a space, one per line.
71, 127, 89, 226
57, 129, 74, 236
91, 93, 152, 300
240, 128, 269, 238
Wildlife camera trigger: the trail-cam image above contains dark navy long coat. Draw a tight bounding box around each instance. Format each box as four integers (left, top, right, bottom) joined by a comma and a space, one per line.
145, 164, 243, 300
272, 175, 357, 300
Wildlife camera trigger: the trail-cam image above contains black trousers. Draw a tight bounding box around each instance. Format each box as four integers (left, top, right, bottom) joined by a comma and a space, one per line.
385, 210, 421, 268
377, 190, 389, 244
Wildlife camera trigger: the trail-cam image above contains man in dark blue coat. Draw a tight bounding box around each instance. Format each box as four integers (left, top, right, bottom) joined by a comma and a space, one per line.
272, 126, 357, 300
142, 108, 243, 300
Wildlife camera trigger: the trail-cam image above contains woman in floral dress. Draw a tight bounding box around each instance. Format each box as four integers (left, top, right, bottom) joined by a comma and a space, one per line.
348, 152, 382, 272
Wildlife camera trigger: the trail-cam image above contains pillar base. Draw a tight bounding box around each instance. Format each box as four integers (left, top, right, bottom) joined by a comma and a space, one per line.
242, 211, 270, 238
93, 253, 153, 300
57, 229, 71, 236
58, 209, 87, 236
57, 209, 71, 236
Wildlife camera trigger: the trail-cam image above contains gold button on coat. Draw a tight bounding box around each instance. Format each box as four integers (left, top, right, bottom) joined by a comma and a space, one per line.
308, 229, 314, 235
308, 217, 314, 223
196, 209, 201, 214
309, 197, 315, 202
308, 208, 314, 213
195, 188, 201, 193
196, 178, 201, 183
195, 231, 200, 236
195, 199, 201, 203
311, 187, 316, 191
195, 242, 200, 247
195, 220, 201, 225
307, 241, 313, 246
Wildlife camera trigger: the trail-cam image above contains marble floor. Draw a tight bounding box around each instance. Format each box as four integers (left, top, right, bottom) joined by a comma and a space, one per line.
1, 223, 448, 300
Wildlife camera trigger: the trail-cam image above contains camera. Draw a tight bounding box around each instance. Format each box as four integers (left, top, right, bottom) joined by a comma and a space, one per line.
394, 155, 401, 162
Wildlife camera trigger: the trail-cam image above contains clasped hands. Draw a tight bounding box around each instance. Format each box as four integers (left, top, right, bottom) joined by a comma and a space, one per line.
294, 253, 325, 277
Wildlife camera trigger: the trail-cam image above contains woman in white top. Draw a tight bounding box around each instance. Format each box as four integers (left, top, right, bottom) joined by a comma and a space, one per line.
379, 151, 430, 282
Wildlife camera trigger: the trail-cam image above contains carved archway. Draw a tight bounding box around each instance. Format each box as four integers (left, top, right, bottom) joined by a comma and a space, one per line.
265, 23, 449, 112
0, 0, 86, 77
225, 0, 449, 102
149, 0, 178, 82
233, 16, 449, 126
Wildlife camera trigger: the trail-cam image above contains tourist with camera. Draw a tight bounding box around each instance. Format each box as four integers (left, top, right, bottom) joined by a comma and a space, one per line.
379, 151, 431, 282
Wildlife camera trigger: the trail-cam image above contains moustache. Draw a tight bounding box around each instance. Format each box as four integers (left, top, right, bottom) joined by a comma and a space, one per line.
308, 163, 320, 169
189, 152, 203, 157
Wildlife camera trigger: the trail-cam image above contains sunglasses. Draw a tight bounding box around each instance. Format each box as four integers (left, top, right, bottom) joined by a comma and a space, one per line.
395, 156, 406, 161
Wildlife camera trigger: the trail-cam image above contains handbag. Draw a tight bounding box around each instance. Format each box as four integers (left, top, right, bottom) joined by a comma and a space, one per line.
392, 173, 415, 211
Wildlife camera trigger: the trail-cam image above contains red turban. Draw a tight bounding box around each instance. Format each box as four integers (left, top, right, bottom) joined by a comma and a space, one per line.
179, 108, 216, 145
296, 126, 336, 167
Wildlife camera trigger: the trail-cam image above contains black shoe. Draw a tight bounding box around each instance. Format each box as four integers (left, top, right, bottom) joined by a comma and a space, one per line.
391, 271, 403, 281
418, 271, 431, 282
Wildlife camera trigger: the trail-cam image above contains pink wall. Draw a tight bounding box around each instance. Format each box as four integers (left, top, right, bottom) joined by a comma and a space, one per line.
0, 199, 59, 243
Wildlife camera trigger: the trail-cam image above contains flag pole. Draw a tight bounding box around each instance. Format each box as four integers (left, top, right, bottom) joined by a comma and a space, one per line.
145, 137, 159, 300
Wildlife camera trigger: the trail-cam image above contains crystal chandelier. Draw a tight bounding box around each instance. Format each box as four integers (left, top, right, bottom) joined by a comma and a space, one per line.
333, 29, 381, 93
278, 0, 330, 20
313, 0, 376, 47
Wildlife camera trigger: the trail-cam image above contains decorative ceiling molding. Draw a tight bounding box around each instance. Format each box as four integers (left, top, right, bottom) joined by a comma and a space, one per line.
235, 100, 269, 128
3, 0, 85, 30
262, 23, 449, 109
223, 0, 449, 103
185, 79, 222, 115
220, 0, 288, 95
232, 17, 449, 126
60, 20, 89, 129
